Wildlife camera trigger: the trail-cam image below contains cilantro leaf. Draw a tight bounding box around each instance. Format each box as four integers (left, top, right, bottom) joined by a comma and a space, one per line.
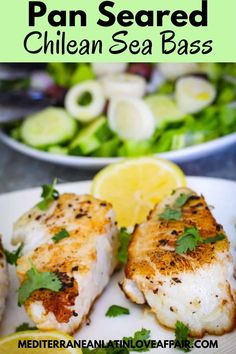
123, 328, 151, 352
118, 228, 132, 264
15, 323, 37, 332
174, 194, 193, 209
176, 227, 202, 254
37, 178, 59, 211
52, 229, 70, 243
158, 194, 193, 221
18, 262, 62, 306
175, 321, 194, 352
106, 305, 130, 317
4, 243, 24, 265
203, 233, 225, 244
159, 207, 182, 221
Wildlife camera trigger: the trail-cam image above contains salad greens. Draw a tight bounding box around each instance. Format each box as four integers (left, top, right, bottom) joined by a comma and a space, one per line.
5, 63, 236, 158
47, 63, 95, 87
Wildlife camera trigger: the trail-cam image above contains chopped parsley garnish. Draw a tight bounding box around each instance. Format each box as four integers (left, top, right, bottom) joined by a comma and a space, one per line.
174, 193, 193, 209
15, 322, 37, 332
106, 305, 130, 317
4, 243, 24, 265
52, 229, 70, 243
175, 321, 194, 352
159, 207, 182, 221
117, 227, 132, 264
203, 233, 225, 244
37, 178, 59, 211
18, 261, 62, 306
176, 227, 202, 254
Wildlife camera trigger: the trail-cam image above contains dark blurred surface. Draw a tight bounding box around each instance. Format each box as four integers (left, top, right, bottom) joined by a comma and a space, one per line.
0, 140, 235, 194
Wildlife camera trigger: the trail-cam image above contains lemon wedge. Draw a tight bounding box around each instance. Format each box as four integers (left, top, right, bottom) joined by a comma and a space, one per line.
91, 158, 186, 227
0, 331, 82, 354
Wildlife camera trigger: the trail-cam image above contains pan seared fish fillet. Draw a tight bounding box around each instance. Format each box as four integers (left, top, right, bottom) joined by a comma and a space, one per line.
0, 236, 8, 322
12, 193, 119, 334
121, 188, 236, 337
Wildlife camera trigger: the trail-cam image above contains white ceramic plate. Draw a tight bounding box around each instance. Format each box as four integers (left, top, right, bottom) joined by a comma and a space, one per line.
0, 177, 236, 353
1, 130, 236, 168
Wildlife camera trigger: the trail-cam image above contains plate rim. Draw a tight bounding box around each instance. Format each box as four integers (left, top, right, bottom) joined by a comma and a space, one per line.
1, 176, 236, 352
1, 176, 236, 198
1, 129, 236, 167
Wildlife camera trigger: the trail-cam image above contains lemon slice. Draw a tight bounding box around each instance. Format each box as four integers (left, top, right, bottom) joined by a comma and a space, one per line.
91, 158, 186, 227
0, 331, 82, 354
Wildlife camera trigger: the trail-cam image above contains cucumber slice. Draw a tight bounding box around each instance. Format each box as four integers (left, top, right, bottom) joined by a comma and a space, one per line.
70, 116, 111, 155
145, 95, 183, 127
21, 108, 77, 148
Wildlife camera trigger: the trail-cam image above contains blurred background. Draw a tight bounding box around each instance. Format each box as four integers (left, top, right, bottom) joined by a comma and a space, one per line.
0, 62, 235, 193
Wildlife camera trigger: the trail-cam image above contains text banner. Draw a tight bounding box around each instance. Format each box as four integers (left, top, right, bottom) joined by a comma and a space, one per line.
0, 0, 235, 62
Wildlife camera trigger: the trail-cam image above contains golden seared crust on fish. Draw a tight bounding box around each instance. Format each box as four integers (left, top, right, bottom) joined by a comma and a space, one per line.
0, 237, 8, 322
13, 193, 119, 334
121, 188, 236, 337
126, 189, 229, 277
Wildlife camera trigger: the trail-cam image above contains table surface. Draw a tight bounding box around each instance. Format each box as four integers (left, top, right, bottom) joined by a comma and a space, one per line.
0, 141, 236, 194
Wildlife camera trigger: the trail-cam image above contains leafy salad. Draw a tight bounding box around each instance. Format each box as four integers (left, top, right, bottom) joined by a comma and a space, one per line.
6, 63, 236, 157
